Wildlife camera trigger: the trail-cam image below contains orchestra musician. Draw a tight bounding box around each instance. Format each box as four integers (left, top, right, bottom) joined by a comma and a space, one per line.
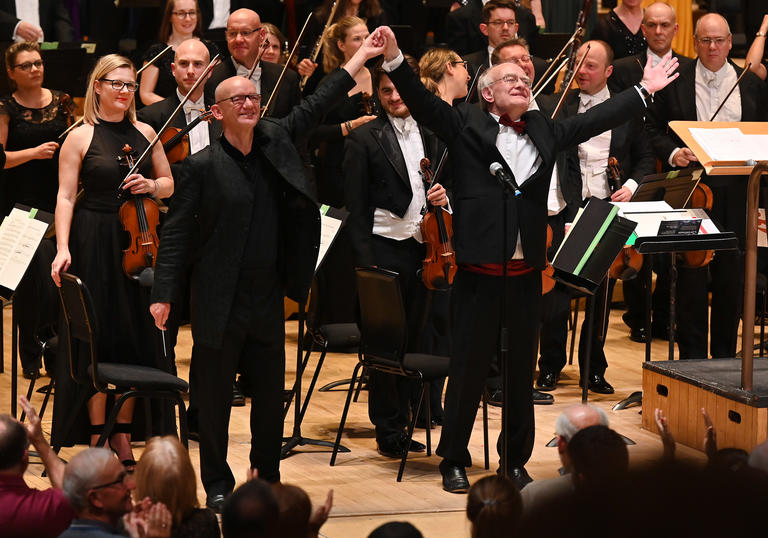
50, 54, 174, 468
374, 24, 678, 493
645, 13, 768, 360
536, 40, 655, 394
148, 32, 387, 511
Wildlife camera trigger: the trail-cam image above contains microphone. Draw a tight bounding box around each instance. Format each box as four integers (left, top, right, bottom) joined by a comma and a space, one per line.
489, 162, 520, 195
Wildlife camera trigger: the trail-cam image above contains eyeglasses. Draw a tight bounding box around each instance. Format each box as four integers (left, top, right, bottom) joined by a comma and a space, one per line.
99, 78, 139, 92
225, 28, 262, 40
172, 10, 197, 18
452, 60, 468, 68
90, 470, 131, 491
13, 60, 43, 71
489, 74, 531, 88
488, 19, 517, 28
216, 93, 261, 107
696, 36, 729, 46
506, 55, 532, 65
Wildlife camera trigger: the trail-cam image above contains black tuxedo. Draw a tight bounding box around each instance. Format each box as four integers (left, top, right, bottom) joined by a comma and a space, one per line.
609, 50, 693, 94
646, 59, 768, 359
444, 0, 538, 56
205, 58, 301, 119
151, 69, 354, 495
387, 58, 648, 469
344, 115, 449, 442
0, 0, 73, 41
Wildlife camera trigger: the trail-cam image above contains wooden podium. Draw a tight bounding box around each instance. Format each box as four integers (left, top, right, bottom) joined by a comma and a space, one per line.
639, 122, 768, 452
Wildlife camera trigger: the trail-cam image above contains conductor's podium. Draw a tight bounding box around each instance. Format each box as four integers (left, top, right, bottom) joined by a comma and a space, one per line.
642, 359, 768, 452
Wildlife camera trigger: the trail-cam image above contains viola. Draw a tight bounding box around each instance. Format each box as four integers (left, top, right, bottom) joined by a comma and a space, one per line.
419, 158, 457, 290
118, 144, 160, 283
160, 109, 214, 164
679, 182, 715, 268
607, 157, 643, 280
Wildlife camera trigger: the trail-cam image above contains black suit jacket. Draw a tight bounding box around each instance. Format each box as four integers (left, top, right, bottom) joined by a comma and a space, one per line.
445, 0, 538, 56
558, 89, 655, 217
609, 50, 693, 93
343, 115, 444, 267
0, 0, 73, 41
387, 59, 647, 270
196, 0, 283, 28
151, 69, 355, 348
205, 58, 301, 118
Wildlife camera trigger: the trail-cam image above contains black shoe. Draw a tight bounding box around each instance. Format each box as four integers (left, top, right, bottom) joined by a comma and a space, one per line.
206, 494, 226, 513
629, 326, 648, 343
580, 374, 615, 395
22, 368, 40, 380
377, 435, 406, 458
440, 462, 469, 493
232, 382, 246, 407
533, 389, 554, 405
509, 467, 533, 490
415, 417, 441, 429
535, 371, 558, 391
397, 432, 427, 453
486, 388, 502, 407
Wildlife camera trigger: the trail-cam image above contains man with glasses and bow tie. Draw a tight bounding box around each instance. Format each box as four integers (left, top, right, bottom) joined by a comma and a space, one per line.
374, 25, 679, 493
149, 32, 386, 511
205, 8, 299, 118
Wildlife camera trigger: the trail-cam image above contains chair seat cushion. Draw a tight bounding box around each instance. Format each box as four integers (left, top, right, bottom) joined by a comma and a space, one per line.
402, 353, 450, 380
318, 323, 361, 348
88, 364, 189, 392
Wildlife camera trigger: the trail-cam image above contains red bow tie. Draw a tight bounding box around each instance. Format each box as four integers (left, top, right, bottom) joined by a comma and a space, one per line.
499, 115, 526, 135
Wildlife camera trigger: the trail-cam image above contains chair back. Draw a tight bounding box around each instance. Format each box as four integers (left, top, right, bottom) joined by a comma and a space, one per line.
58, 273, 101, 390
355, 267, 407, 369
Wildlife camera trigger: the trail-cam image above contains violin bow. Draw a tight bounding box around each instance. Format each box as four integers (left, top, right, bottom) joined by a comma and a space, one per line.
116, 54, 221, 194
551, 43, 591, 120
709, 62, 751, 121
246, 41, 270, 80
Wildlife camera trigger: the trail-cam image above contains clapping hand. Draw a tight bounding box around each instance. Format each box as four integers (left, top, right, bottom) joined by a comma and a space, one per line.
702, 407, 717, 460
654, 408, 676, 461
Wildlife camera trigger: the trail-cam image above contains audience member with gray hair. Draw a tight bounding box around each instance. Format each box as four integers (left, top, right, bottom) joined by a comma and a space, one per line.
60, 447, 172, 538
748, 438, 768, 473
0, 397, 73, 537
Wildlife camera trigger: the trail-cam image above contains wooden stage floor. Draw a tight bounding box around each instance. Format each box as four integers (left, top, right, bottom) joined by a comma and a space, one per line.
2, 299, 712, 537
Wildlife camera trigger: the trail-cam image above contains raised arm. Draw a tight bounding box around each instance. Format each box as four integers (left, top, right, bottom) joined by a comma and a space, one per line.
746, 15, 768, 80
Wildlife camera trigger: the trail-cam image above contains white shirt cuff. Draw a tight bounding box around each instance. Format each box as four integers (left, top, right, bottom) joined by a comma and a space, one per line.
668, 147, 681, 167
623, 178, 638, 194
381, 51, 404, 72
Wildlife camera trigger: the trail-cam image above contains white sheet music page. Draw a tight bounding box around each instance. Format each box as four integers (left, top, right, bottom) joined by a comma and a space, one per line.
0, 208, 49, 291
689, 128, 768, 162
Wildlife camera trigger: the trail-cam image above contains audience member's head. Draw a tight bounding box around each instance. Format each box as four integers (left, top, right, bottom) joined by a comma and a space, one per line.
272, 484, 311, 538
62, 448, 134, 526
709, 447, 750, 473
133, 436, 199, 530
554, 403, 609, 470
222, 478, 279, 538
466, 475, 522, 538
0, 414, 29, 474
368, 521, 424, 538
567, 425, 628, 488
748, 438, 768, 473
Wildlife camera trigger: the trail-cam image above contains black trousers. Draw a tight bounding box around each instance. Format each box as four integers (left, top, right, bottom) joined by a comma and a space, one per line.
191, 269, 285, 496
437, 268, 539, 469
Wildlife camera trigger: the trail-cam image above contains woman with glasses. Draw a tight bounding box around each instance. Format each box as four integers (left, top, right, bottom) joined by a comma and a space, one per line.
139, 0, 218, 106
419, 48, 470, 104
0, 41, 74, 380
51, 54, 173, 469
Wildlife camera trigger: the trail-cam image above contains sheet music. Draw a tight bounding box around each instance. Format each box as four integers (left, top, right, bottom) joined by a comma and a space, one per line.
621, 209, 718, 237
613, 201, 673, 213
317, 207, 343, 270
689, 128, 768, 162
0, 208, 50, 291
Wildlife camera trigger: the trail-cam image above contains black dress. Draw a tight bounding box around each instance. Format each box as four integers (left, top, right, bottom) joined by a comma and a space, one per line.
142, 40, 219, 102
52, 118, 166, 446
592, 9, 646, 60
0, 90, 74, 217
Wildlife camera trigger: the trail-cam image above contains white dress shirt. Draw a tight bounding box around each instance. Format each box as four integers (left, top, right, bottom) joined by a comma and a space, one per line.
695, 59, 741, 123
372, 115, 428, 242
209, 0, 230, 30
528, 98, 565, 215
14, 0, 41, 42
234, 59, 262, 94
577, 86, 613, 200
177, 89, 210, 155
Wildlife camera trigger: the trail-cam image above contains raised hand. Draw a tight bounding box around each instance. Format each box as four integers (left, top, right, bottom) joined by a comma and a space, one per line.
640, 51, 680, 94
308, 489, 333, 537
654, 408, 676, 461
375, 26, 400, 62
702, 407, 717, 459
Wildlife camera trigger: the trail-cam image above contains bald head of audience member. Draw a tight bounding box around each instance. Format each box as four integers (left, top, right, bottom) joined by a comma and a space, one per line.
172, 38, 211, 101
641, 2, 678, 57
554, 404, 609, 471
694, 13, 732, 72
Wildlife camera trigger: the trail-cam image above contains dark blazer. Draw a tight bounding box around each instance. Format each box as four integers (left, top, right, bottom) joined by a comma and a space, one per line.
464, 49, 552, 96
205, 58, 301, 118
387, 59, 647, 270
0, 0, 73, 42
151, 69, 356, 348
645, 59, 768, 166
343, 115, 444, 267
557, 88, 655, 216
444, 0, 538, 56
609, 50, 693, 93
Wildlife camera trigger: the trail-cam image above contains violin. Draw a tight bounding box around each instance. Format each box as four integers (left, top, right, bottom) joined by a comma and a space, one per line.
679, 182, 715, 268
118, 144, 160, 283
542, 224, 556, 294
160, 109, 214, 164
606, 157, 643, 280
419, 158, 457, 290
